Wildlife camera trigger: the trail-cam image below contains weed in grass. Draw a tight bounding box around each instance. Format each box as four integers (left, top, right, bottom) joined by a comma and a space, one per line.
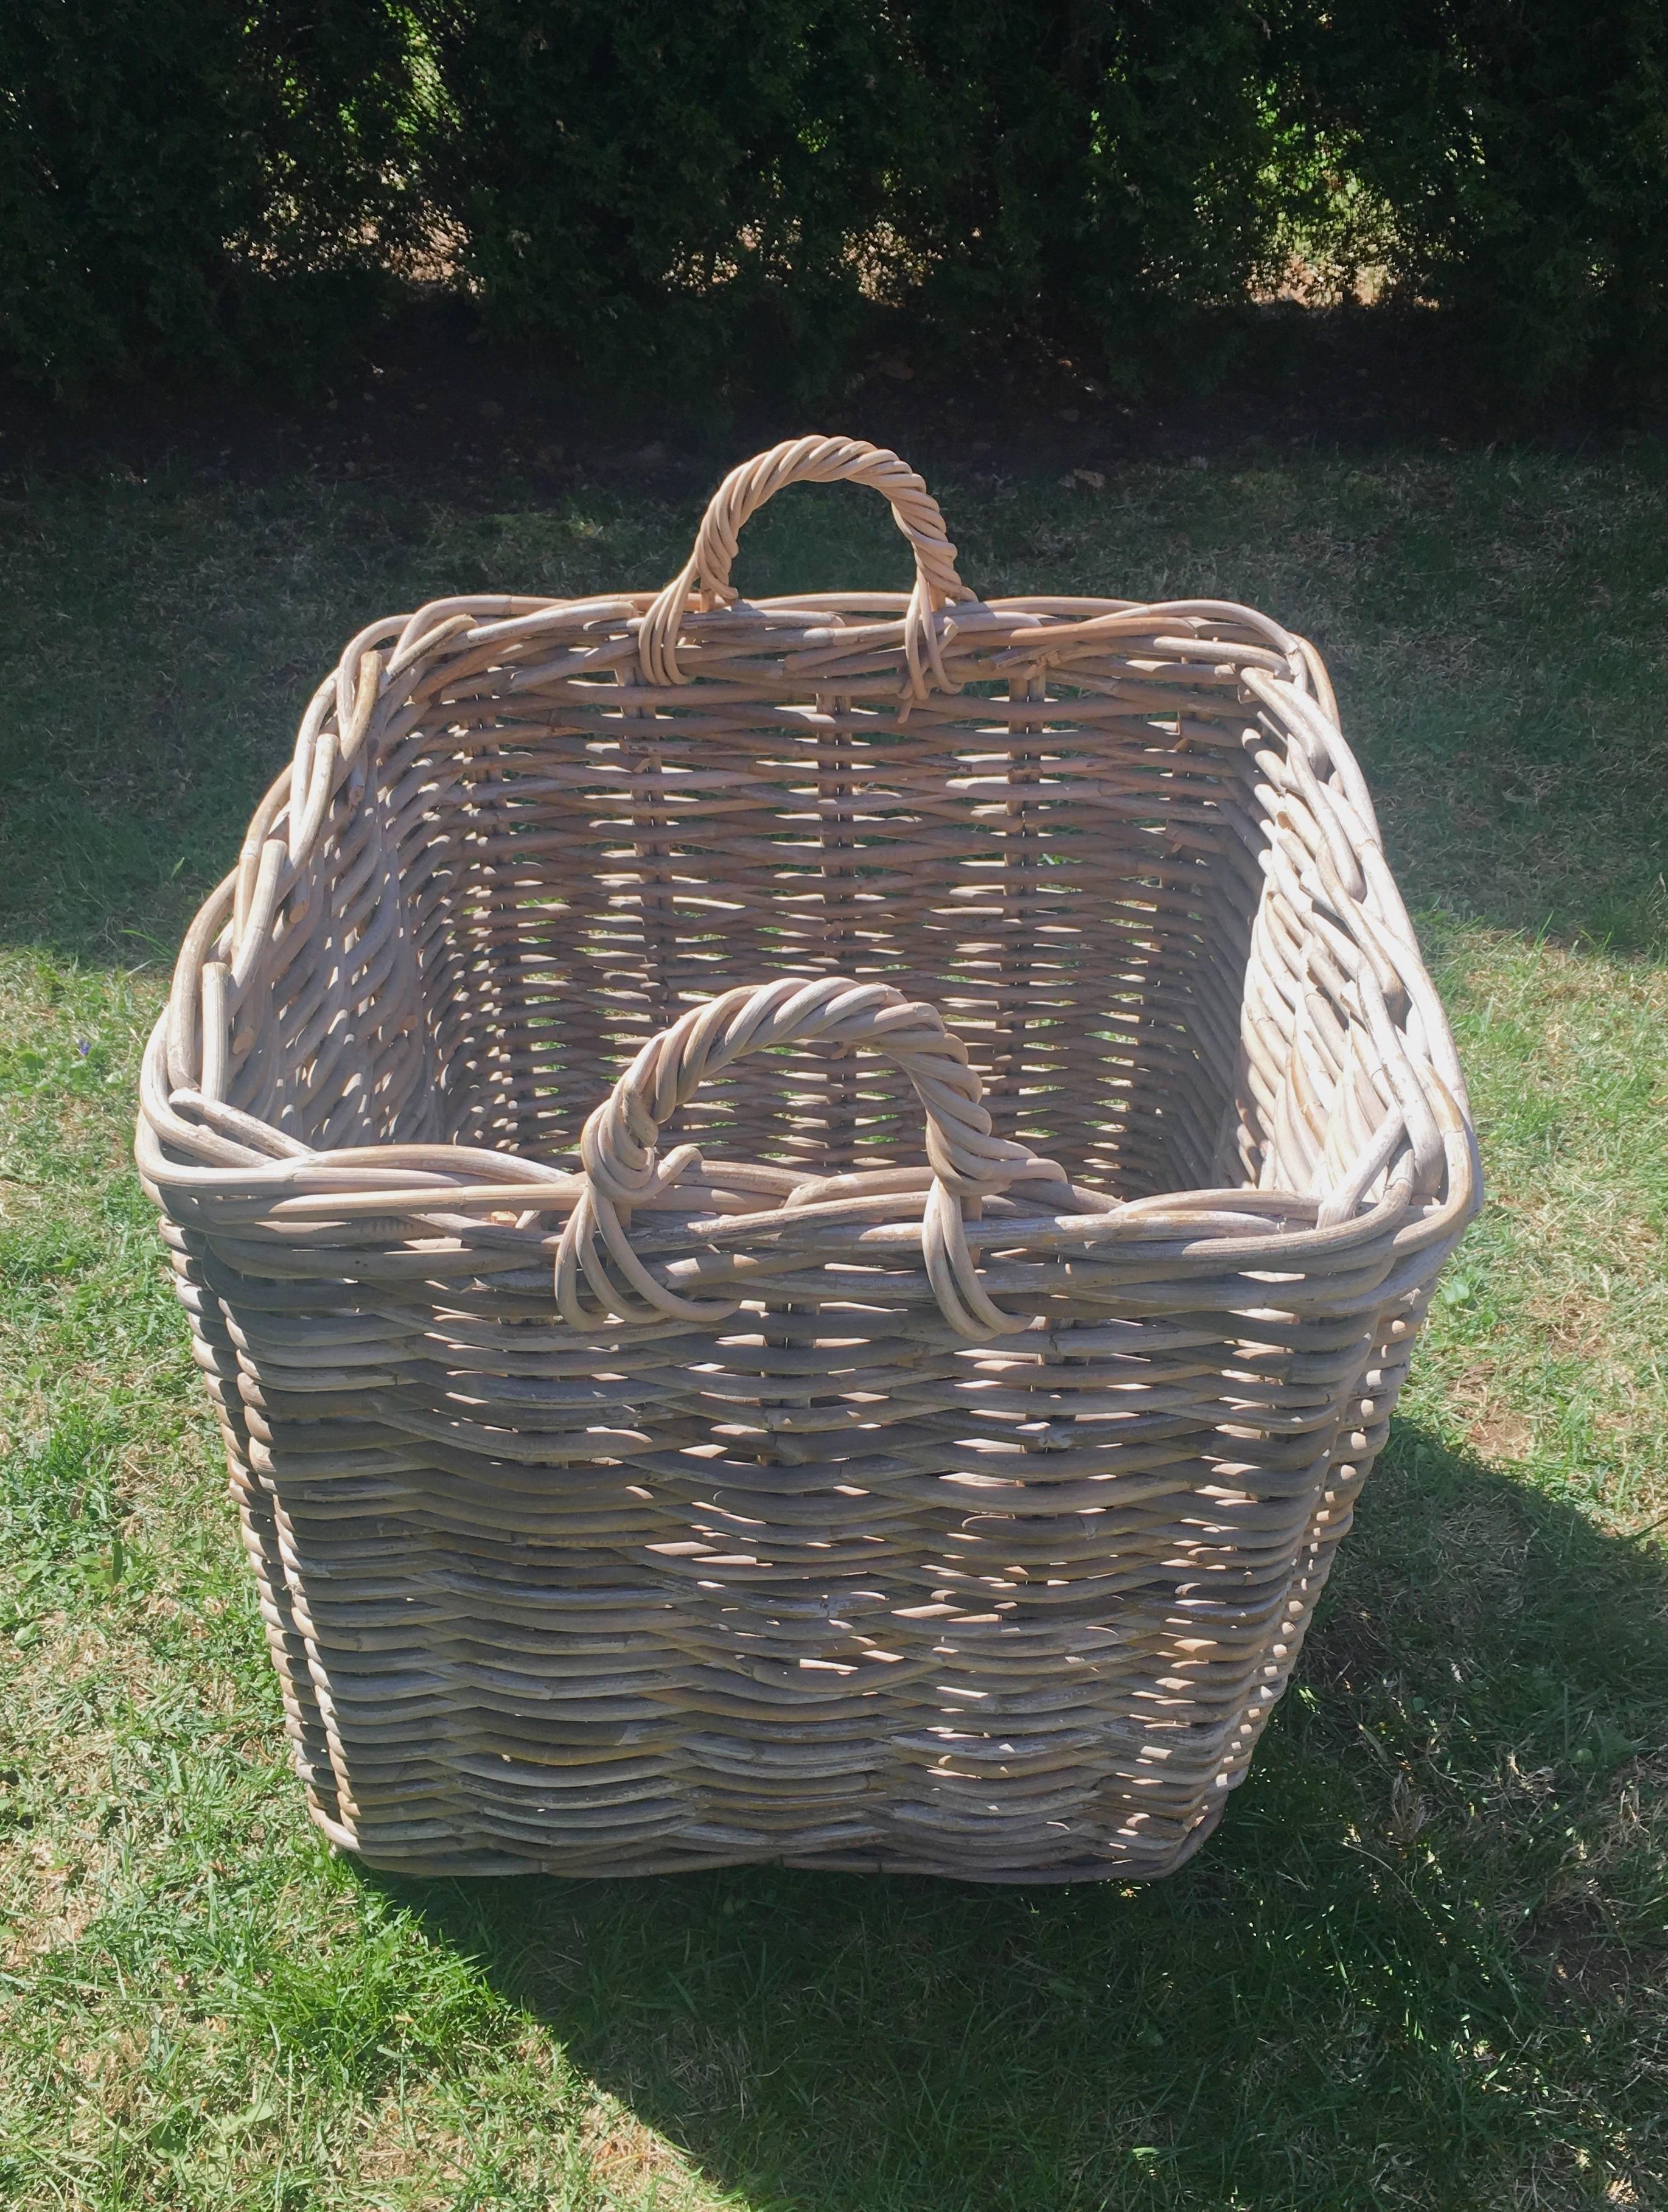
1, 446, 1666, 2208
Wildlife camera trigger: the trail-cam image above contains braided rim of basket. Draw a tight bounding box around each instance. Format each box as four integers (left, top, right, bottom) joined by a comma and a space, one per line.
136, 437, 1481, 1344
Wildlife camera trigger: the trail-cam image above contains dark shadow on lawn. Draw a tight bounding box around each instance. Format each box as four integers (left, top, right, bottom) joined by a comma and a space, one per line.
370, 1421, 1668, 2212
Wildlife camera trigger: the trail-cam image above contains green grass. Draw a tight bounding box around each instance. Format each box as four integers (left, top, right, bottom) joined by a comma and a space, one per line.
2, 443, 1667, 2211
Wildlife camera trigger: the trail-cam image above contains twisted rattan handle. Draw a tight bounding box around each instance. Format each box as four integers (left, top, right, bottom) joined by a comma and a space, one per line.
637, 436, 975, 699
555, 975, 1059, 1339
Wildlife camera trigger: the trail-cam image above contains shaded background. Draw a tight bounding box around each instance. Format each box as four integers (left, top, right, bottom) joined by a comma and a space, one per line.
2, 0, 1666, 419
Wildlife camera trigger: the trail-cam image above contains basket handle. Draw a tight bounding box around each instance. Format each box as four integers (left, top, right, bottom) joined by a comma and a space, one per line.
637, 435, 975, 699
555, 974, 1059, 1340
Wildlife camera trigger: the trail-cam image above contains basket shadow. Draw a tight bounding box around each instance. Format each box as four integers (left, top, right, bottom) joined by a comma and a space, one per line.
365, 1417, 1668, 2211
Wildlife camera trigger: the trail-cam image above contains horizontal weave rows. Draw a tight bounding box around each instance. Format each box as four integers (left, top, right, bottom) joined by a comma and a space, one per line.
376, 610, 1266, 1196
140, 440, 1478, 1879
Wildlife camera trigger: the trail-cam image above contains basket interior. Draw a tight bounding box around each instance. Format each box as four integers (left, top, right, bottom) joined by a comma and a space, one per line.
255, 618, 1274, 1199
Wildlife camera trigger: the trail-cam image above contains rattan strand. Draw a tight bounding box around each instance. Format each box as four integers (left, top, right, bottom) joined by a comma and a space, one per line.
138, 436, 1479, 1882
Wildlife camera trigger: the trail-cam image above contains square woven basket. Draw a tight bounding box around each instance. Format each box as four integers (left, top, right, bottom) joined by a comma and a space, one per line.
139, 436, 1479, 1882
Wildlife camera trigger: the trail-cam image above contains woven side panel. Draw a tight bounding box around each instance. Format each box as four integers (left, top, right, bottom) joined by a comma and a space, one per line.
386, 662, 1261, 1192
225, 759, 440, 1150
164, 1230, 341, 1825
183, 1215, 1447, 1882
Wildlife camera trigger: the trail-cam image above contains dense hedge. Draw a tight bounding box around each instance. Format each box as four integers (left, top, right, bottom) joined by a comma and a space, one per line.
1281, 0, 1668, 399
417, 0, 1295, 399
1, 1, 1662, 402
0, 0, 420, 392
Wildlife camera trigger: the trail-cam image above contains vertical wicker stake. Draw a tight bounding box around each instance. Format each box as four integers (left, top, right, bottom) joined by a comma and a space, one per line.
139, 436, 1479, 1881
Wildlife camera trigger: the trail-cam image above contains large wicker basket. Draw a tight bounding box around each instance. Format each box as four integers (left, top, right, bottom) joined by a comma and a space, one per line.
139, 436, 1478, 1882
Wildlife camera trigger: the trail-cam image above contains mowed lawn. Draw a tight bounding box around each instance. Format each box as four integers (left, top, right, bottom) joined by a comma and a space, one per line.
2, 441, 1666, 2211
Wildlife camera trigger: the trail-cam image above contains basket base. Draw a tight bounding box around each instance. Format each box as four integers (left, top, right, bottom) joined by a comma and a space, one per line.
313, 1796, 1227, 1886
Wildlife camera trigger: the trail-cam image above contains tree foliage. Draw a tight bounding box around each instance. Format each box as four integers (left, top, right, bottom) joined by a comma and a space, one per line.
1, 0, 1660, 401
